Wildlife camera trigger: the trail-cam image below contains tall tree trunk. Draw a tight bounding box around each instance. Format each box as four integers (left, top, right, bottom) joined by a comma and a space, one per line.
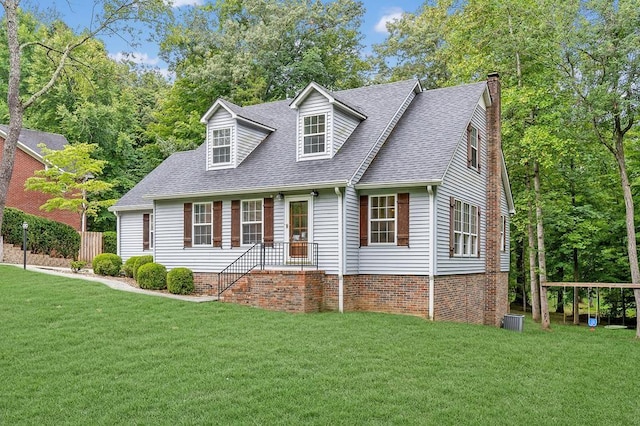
534, 162, 551, 329
527, 174, 540, 321
573, 248, 580, 324
0, 0, 25, 238
612, 143, 640, 338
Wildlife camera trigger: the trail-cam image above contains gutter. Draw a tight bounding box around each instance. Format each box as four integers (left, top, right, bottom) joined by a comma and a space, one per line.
427, 185, 436, 321
355, 180, 441, 191
115, 211, 121, 257
144, 181, 349, 202
335, 187, 344, 313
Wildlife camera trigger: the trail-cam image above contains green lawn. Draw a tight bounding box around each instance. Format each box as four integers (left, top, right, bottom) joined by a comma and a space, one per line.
1, 266, 638, 425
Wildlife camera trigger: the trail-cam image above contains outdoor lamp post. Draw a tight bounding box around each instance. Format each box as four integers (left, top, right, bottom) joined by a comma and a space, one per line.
22, 221, 28, 270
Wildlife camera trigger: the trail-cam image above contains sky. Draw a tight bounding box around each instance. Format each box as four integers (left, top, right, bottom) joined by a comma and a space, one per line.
37, 0, 424, 77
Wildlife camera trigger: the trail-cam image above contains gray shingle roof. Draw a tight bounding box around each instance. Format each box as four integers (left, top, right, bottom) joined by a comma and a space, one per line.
0, 124, 68, 157
359, 82, 488, 185
113, 79, 421, 210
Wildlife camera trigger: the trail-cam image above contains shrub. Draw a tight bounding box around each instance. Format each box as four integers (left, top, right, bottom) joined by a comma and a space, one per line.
167, 267, 195, 295
133, 255, 154, 280
137, 262, 167, 290
102, 231, 117, 254
70, 260, 87, 273
92, 253, 123, 276
122, 256, 140, 278
0, 207, 80, 259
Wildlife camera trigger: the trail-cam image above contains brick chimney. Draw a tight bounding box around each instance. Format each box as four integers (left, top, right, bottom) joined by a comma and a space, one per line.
484, 72, 508, 326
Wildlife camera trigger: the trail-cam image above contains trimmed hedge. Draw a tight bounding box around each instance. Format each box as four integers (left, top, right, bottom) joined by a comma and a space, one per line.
122, 256, 140, 278
137, 262, 167, 290
102, 231, 117, 254
92, 253, 123, 276
1, 207, 80, 259
167, 267, 195, 295
133, 255, 154, 280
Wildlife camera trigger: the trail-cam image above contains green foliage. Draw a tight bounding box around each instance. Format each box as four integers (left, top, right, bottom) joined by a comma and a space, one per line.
0, 207, 80, 258
136, 262, 167, 290
70, 260, 87, 273
102, 231, 117, 254
92, 253, 123, 276
122, 256, 140, 278
133, 255, 154, 280
167, 267, 194, 295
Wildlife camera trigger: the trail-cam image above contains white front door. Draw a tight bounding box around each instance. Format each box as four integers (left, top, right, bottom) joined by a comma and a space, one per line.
285, 195, 313, 261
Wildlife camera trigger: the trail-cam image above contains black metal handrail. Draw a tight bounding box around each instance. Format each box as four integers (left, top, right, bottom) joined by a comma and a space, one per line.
217, 242, 319, 297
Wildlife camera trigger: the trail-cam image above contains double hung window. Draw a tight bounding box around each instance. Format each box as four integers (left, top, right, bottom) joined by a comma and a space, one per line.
193, 202, 212, 246
453, 199, 478, 257
303, 114, 326, 154
242, 200, 263, 244
370, 195, 396, 244
211, 128, 231, 164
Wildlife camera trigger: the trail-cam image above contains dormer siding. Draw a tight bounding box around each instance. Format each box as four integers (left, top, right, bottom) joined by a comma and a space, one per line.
332, 107, 360, 156
206, 109, 235, 170
236, 124, 271, 165
297, 92, 332, 161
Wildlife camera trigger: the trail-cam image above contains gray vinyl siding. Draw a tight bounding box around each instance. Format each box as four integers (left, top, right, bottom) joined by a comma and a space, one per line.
118, 211, 151, 261
153, 192, 340, 273
332, 107, 360, 155
206, 109, 235, 170
344, 185, 360, 274
358, 188, 430, 275
436, 103, 487, 275
297, 92, 332, 161
236, 124, 270, 165
501, 187, 510, 272
350, 89, 416, 184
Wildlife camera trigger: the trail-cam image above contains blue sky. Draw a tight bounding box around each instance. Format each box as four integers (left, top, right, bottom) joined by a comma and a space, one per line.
38, 0, 424, 76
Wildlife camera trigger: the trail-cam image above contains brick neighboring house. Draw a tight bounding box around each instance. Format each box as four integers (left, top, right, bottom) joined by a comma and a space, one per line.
111, 74, 515, 326
0, 125, 81, 231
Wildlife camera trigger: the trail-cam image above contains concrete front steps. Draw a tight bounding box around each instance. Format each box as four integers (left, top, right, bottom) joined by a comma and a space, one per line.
2, 243, 72, 268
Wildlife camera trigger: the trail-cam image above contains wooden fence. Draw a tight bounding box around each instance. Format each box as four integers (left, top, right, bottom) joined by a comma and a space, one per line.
79, 231, 103, 262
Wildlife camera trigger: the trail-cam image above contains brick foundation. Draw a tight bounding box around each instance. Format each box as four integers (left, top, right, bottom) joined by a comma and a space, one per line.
198, 270, 508, 326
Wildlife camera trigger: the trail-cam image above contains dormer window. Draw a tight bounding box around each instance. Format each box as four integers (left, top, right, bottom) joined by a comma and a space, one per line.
211, 128, 231, 164
303, 114, 326, 155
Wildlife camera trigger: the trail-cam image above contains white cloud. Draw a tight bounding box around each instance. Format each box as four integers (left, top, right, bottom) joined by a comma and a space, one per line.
374, 7, 404, 34
109, 52, 160, 66
166, 0, 203, 7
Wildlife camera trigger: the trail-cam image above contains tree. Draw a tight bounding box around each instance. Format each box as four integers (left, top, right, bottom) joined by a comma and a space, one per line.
150, 0, 368, 152
24, 143, 113, 232
552, 0, 640, 337
0, 0, 168, 253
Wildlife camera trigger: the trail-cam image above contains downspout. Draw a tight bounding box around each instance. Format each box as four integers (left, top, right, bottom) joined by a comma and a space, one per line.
334, 186, 344, 313
115, 211, 121, 257
427, 185, 436, 321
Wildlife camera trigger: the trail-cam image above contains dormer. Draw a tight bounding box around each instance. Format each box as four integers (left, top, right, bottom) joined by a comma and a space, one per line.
200, 99, 275, 170
290, 82, 367, 161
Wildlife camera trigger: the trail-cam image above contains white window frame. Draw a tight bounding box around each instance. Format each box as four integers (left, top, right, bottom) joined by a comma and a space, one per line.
302, 113, 327, 156
500, 215, 507, 252
210, 127, 232, 165
193, 202, 212, 246
149, 213, 154, 249
369, 194, 397, 245
241, 199, 263, 245
454, 199, 478, 257
469, 126, 479, 170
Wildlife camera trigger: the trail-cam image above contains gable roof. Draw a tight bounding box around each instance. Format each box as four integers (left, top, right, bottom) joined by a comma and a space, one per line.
290, 81, 368, 120
200, 99, 275, 131
112, 79, 421, 210
0, 124, 68, 160
358, 82, 488, 186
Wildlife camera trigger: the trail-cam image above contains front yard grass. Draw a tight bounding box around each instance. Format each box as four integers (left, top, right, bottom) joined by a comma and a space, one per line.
1, 265, 639, 424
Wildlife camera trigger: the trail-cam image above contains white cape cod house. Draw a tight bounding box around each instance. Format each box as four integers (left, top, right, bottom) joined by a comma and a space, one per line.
111, 74, 514, 326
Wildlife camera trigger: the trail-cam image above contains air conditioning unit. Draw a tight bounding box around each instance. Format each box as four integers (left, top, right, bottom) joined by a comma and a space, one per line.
502, 314, 525, 332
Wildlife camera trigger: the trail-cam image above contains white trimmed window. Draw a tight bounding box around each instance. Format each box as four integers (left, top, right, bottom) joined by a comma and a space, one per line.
149, 213, 154, 249
211, 128, 231, 164
500, 215, 507, 252
469, 126, 479, 170
242, 199, 263, 244
370, 195, 396, 244
303, 114, 326, 154
193, 202, 212, 246
454, 199, 478, 256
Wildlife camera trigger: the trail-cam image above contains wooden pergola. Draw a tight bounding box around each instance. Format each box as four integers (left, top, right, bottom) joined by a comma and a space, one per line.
542, 282, 640, 325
